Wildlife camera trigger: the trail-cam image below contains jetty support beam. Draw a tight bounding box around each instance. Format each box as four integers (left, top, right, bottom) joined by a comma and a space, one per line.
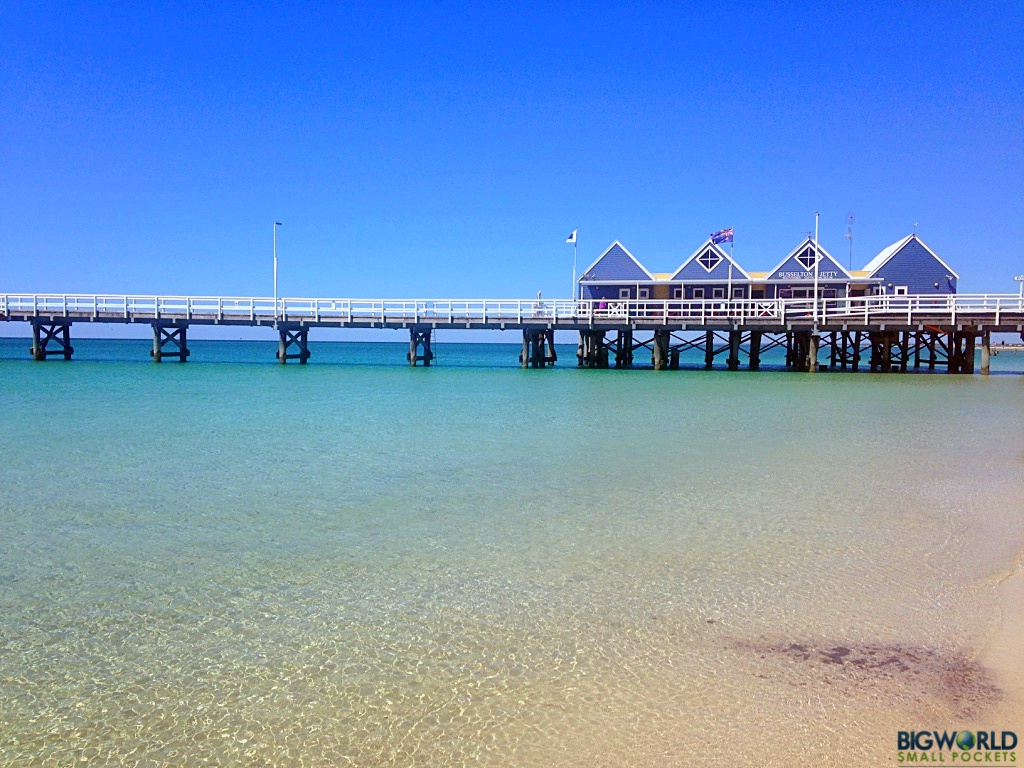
789, 331, 810, 372
947, 331, 976, 374
30, 320, 73, 361
980, 330, 991, 376
577, 330, 608, 368
277, 326, 310, 365
521, 329, 557, 368
652, 330, 670, 370
869, 332, 887, 372
808, 333, 820, 373
846, 331, 865, 371
407, 326, 435, 366
749, 331, 762, 370
869, 331, 908, 373
727, 330, 741, 371
613, 330, 634, 368
151, 322, 190, 363
963, 332, 977, 374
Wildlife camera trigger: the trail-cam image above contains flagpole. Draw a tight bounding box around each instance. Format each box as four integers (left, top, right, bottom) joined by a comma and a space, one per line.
568, 228, 578, 300
573, 237, 578, 301
728, 236, 734, 308
813, 212, 820, 325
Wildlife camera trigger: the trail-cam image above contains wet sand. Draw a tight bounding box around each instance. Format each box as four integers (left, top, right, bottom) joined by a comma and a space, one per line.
979, 550, 1024, 725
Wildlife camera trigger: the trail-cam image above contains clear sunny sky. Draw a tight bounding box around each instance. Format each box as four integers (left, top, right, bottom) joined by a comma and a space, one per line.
3, 2, 1022, 309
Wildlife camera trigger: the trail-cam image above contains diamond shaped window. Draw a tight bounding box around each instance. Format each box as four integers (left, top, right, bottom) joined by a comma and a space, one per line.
795, 248, 820, 271
697, 249, 723, 272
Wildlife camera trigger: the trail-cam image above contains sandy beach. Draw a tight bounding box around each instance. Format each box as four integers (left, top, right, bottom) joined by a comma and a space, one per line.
980, 550, 1024, 724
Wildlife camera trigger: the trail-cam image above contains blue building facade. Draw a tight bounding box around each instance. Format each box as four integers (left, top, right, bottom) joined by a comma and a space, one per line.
861, 234, 959, 295
578, 241, 655, 300
756, 238, 856, 299
576, 233, 957, 301
669, 239, 750, 300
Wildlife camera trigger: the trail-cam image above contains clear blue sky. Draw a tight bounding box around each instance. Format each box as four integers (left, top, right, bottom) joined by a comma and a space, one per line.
3, 2, 1022, 306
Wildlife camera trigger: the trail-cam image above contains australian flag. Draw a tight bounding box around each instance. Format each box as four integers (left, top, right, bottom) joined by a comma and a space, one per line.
710, 228, 734, 244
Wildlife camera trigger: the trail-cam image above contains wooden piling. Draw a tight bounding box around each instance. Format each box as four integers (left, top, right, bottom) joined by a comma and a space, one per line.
151, 323, 190, 363
30, 321, 73, 361
614, 330, 633, 368
30, 322, 42, 361
981, 330, 991, 375
964, 333, 976, 374
521, 329, 556, 368
727, 330, 741, 371
276, 326, 310, 364
749, 331, 762, 370
407, 327, 435, 366
576, 330, 609, 368
652, 330, 669, 370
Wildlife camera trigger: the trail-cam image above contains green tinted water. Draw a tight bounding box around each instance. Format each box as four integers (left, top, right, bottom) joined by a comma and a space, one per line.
1, 340, 1022, 766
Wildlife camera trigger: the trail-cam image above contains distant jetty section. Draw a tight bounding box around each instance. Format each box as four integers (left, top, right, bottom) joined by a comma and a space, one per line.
2, 293, 1023, 375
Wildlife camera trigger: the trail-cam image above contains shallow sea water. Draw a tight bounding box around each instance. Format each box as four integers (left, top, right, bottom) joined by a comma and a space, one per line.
1, 339, 1022, 766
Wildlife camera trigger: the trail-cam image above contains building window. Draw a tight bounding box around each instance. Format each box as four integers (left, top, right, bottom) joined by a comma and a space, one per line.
795, 247, 820, 271
673, 287, 683, 299
619, 288, 631, 299
712, 287, 725, 299
697, 249, 723, 272
692, 287, 705, 299
732, 287, 744, 299
638, 288, 650, 299
823, 289, 837, 299
894, 286, 908, 296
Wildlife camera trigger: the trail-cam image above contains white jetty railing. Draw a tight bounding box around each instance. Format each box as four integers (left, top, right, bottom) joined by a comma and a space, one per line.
2, 294, 1023, 326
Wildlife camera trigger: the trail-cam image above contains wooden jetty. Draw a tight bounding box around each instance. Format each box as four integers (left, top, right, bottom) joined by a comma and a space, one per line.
3, 293, 1024, 374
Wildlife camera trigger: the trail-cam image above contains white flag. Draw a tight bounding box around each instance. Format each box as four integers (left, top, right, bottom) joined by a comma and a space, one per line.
566, 229, 577, 244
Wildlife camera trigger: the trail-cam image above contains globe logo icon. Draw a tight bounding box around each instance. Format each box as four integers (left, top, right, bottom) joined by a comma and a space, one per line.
956, 731, 976, 750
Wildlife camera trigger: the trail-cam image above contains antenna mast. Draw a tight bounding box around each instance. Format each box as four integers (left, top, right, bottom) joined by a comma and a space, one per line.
844, 212, 855, 269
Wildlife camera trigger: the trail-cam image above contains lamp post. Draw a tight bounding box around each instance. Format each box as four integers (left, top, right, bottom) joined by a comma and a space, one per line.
273, 221, 282, 326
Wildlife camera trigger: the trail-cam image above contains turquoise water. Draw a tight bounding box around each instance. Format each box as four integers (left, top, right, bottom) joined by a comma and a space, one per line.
1, 339, 1022, 766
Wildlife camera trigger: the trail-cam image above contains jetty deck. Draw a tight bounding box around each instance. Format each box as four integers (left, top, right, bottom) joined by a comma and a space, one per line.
3, 293, 1023, 373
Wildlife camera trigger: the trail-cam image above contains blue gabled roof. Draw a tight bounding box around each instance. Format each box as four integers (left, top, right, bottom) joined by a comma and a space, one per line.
670, 239, 750, 281
579, 241, 654, 282
863, 234, 959, 279
764, 238, 851, 281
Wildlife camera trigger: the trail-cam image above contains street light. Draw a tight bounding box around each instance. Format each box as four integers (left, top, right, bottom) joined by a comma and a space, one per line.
273, 222, 283, 325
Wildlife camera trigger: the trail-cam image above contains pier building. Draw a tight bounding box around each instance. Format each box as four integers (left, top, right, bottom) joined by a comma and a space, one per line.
861, 234, 959, 295
576, 233, 955, 304
755, 239, 857, 300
